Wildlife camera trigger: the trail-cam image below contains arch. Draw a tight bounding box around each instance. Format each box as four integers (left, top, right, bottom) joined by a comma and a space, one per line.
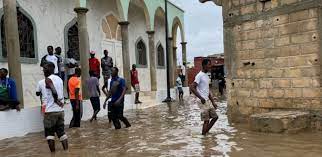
128, 0, 151, 30
0, 5, 38, 63
171, 16, 184, 47
135, 37, 147, 67
116, 25, 122, 41
101, 18, 112, 39
115, 0, 128, 21
154, 6, 165, 28
64, 18, 80, 61
156, 41, 165, 68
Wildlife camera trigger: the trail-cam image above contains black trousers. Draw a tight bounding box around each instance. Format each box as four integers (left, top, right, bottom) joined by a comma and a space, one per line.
90, 97, 101, 112
110, 102, 131, 129
0, 98, 19, 111
69, 100, 82, 128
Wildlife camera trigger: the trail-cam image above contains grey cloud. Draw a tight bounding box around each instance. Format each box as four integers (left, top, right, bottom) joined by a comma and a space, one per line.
170, 0, 223, 62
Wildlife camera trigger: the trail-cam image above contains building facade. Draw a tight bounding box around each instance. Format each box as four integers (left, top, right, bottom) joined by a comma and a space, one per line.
0, 0, 186, 107
187, 56, 224, 85
201, 0, 322, 126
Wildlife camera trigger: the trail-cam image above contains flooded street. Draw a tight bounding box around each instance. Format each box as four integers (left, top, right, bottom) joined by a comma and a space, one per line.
1, 99, 322, 157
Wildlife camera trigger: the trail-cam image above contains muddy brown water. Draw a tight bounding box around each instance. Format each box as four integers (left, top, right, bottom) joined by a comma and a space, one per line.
0, 100, 322, 157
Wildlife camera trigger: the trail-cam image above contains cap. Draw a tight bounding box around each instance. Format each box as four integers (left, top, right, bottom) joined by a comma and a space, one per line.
90, 50, 96, 54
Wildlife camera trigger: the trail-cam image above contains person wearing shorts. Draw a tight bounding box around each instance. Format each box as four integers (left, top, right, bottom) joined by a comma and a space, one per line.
190, 58, 218, 135
36, 63, 68, 152
131, 64, 142, 104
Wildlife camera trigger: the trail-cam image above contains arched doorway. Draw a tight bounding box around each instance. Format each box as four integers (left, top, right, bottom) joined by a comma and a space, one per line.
101, 13, 122, 74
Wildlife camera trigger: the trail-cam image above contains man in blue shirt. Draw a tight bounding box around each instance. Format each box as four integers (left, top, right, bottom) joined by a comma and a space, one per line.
103, 67, 131, 129
0, 68, 20, 111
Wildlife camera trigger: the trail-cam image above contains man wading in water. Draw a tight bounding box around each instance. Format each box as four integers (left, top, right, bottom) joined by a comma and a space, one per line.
190, 58, 218, 135
103, 67, 131, 129
36, 62, 68, 152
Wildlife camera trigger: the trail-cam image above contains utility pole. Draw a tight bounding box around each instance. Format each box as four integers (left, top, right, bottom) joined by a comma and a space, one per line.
163, 0, 173, 102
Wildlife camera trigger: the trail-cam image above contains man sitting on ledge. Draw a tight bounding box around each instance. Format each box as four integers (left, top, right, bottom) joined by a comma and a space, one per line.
0, 68, 20, 111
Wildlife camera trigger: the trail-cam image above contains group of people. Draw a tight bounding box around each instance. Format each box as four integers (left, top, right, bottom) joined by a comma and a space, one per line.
0, 45, 219, 152
37, 46, 133, 152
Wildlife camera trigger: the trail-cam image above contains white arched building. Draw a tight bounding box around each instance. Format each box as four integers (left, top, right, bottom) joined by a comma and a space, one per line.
0, 0, 186, 108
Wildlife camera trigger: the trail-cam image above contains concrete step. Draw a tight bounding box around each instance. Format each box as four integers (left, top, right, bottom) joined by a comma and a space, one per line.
250, 111, 310, 133
139, 91, 156, 99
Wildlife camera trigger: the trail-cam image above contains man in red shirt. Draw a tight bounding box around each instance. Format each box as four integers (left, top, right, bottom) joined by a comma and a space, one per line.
131, 64, 141, 104
89, 51, 100, 79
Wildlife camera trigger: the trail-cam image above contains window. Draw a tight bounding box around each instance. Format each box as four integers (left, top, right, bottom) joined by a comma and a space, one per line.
157, 43, 165, 67
1, 9, 35, 58
67, 23, 80, 61
136, 38, 147, 66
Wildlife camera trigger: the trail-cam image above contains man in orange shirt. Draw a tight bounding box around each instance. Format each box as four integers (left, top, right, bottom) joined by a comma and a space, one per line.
89, 51, 100, 79
68, 67, 82, 128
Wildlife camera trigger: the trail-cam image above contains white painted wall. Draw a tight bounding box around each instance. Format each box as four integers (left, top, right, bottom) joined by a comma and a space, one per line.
0, 0, 168, 107
128, 3, 151, 91
155, 13, 167, 90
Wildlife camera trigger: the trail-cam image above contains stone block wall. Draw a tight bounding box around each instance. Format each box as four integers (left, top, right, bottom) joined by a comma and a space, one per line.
220, 0, 322, 123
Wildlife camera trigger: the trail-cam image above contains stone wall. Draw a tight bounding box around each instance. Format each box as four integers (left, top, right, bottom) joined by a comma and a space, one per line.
219, 0, 322, 124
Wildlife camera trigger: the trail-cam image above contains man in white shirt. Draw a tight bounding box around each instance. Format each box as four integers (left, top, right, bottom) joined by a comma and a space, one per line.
102, 76, 112, 123
36, 62, 68, 152
40, 46, 59, 75
190, 58, 218, 135
55, 47, 65, 81
65, 50, 78, 97
176, 75, 184, 101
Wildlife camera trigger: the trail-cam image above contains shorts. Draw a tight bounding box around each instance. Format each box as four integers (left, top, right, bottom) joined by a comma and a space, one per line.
43, 112, 67, 141
134, 84, 140, 93
177, 87, 183, 94
201, 107, 218, 121
193, 97, 218, 121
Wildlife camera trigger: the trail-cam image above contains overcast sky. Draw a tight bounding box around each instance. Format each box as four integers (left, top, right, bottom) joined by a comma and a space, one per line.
170, 0, 223, 63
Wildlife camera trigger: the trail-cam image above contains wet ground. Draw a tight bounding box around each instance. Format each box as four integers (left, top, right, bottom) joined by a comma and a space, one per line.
1, 99, 322, 157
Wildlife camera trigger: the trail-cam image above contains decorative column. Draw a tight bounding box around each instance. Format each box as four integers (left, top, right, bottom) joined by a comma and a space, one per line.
119, 21, 131, 93
3, 0, 24, 106
168, 37, 174, 88
147, 31, 157, 91
173, 46, 178, 87
74, 7, 90, 99
181, 42, 187, 86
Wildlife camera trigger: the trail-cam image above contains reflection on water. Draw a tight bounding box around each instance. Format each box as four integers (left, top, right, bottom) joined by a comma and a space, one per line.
1, 99, 322, 157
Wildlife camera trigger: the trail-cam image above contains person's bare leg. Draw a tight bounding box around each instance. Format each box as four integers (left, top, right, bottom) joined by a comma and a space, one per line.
206, 117, 218, 134
93, 110, 100, 120
135, 93, 139, 104
47, 140, 55, 152
61, 139, 68, 150
138, 92, 142, 103
90, 111, 95, 122
202, 120, 209, 135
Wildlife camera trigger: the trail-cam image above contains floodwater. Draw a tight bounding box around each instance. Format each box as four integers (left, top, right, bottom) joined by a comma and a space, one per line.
1, 99, 322, 157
